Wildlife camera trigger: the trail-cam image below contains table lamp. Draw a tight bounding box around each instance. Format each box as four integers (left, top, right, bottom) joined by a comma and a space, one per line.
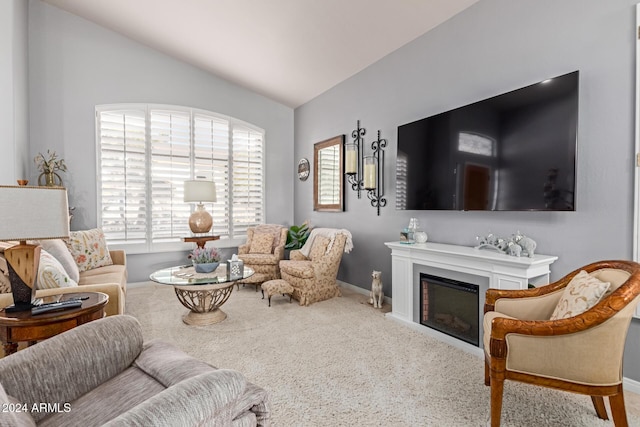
184, 180, 217, 234
0, 186, 70, 312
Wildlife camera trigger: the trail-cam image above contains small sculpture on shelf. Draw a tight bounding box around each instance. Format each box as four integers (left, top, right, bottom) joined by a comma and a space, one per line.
510, 231, 536, 258
475, 231, 537, 258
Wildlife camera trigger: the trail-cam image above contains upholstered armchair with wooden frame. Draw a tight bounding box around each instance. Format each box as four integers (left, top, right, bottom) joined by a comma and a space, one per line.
484, 260, 640, 427
237, 225, 288, 290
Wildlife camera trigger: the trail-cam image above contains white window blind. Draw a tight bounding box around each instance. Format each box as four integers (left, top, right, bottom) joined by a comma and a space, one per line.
96, 104, 265, 253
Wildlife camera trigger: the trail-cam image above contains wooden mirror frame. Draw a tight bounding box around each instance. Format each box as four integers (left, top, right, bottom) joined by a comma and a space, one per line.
313, 135, 344, 212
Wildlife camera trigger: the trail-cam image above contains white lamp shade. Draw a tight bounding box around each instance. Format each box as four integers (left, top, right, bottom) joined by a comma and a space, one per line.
0, 186, 70, 241
184, 180, 217, 203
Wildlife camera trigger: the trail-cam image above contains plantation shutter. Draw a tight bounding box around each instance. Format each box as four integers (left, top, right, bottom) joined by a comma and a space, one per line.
150, 110, 192, 243
96, 104, 265, 252
318, 145, 340, 205
232, 127, 264, 235
194, 115, 230, 237
97, 109, 147, 245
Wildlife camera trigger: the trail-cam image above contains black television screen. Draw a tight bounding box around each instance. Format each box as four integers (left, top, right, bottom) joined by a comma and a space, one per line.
396, 71, 579, 211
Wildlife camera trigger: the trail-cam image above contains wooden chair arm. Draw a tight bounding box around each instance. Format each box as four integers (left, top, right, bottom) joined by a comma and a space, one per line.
485, 260, 637, 313
491, 275, 640, 341
484, 279, 570, 313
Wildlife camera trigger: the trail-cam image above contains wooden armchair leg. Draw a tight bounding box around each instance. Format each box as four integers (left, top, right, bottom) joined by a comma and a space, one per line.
490, 376, 504, 427
590, 396, 608, 420
484, 360, 490, 386
609, 391, 629, 427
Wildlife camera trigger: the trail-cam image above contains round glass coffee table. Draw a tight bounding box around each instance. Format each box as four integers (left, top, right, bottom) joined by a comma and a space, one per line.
150, 265, 254, 326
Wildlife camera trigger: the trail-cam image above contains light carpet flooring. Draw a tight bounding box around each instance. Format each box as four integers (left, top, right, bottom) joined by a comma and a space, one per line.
127, 282, 640, 426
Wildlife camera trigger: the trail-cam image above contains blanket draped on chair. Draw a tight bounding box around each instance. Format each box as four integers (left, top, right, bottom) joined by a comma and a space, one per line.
299, 228, 353, 258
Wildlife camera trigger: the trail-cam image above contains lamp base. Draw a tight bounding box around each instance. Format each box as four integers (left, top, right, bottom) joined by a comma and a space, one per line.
5, 243, 39, 311
189, 204, 213, 234
4, 303, 34, 313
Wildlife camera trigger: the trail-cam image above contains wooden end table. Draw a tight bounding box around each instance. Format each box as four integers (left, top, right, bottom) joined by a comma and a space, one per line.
0, 292, 109, 356
183, 235, 220, 249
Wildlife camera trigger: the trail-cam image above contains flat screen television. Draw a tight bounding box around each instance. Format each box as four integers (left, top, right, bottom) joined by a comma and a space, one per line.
396, 71, 579, 211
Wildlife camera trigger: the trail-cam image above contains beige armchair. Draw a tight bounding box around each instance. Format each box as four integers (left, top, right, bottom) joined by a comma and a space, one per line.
279, 232, 347, 306
484, 260, 640, 427
237, 225, 288, 290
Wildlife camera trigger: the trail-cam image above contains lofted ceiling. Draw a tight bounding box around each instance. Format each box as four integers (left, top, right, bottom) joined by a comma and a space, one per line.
42, 0, 479, 108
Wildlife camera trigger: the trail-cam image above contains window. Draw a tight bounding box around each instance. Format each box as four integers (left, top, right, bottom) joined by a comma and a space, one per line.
96, 104, 264, 253
458, 132, 495, 156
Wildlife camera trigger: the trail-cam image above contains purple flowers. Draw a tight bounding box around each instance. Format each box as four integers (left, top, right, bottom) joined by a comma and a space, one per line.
189, 247, 220, 264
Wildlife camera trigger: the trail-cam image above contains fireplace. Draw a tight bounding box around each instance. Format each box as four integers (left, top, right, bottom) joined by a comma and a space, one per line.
420, 273, 479, 346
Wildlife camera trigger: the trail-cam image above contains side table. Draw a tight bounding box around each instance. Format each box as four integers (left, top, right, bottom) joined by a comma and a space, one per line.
183, 235, 220, 249
0, 292, 108, 356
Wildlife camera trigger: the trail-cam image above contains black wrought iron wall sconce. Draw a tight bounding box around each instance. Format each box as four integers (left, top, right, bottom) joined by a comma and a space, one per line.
345, 120, 387, 216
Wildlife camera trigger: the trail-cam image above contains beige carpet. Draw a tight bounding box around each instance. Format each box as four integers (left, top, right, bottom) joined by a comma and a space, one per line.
127, 282, 640, 427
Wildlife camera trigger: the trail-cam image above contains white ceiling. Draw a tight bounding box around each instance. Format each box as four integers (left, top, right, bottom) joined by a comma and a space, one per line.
42, 0, 479, 108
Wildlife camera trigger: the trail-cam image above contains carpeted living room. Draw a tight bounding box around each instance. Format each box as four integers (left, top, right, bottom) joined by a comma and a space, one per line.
4, 0, 640, 426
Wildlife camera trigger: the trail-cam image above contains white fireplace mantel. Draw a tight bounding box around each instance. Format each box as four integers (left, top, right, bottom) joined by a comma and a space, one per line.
384, 242, 558, 334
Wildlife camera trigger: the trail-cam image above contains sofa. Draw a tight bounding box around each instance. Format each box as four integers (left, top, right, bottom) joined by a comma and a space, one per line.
0, 232, 127, 316
0, 315, 271, 426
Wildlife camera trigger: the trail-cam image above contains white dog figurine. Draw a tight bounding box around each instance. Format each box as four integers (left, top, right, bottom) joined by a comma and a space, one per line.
369, 270, 384, 309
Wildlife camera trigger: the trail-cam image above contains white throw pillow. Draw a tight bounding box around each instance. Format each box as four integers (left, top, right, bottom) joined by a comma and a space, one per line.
39, 239, 80, 283
37, 249, 78, 290
550, 270, 610, 320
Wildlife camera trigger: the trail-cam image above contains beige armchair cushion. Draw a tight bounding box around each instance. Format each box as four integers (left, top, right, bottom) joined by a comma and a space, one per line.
249, 232, 275, 254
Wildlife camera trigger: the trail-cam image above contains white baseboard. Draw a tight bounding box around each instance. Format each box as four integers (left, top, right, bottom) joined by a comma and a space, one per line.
624, 376, 640, 395
337, 280, 640, 393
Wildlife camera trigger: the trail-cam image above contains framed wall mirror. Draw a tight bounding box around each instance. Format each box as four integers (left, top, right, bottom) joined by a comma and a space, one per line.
314, 135, 344, 212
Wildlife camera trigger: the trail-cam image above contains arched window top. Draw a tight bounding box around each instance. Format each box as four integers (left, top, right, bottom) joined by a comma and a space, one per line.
95, 103, 264, 253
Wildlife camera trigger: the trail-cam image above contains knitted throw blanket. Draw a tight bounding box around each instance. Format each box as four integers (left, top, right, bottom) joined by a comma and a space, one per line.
299, 228, 353, 258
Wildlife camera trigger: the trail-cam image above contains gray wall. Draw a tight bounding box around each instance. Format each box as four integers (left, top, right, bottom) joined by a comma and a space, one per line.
294, 0, 640, 379
27, 0, 294, 282
0, 0, 29, 184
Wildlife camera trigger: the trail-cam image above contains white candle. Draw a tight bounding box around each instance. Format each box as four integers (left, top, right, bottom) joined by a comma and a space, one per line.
345, 149, 357, 174
364, 158, 376, 189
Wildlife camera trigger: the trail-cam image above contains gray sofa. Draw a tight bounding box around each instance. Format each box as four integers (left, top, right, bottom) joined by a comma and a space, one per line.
0, 315, 270, 426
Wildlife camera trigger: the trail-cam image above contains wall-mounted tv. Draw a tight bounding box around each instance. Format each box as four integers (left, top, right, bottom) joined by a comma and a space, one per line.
396, 71, 579, 211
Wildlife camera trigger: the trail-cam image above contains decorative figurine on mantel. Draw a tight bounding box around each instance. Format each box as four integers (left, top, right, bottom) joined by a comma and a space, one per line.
475, 231, 537, 258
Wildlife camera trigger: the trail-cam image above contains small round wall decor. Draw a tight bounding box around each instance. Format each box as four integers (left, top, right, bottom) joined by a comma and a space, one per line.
298, 158, 310, 181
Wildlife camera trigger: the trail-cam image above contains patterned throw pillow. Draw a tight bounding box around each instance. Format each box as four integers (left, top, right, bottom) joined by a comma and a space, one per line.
66, 228, 113, 272
39, 239, 80, 283
550, 270, 610, 320
0, 255, 11, 294
250, 232, 275, 254
37, 249, 78, 290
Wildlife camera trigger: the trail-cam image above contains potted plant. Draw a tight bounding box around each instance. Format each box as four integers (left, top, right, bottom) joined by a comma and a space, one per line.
34, 150, 67, 186
189, 247, 221, 273
285, 221, 311, 251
